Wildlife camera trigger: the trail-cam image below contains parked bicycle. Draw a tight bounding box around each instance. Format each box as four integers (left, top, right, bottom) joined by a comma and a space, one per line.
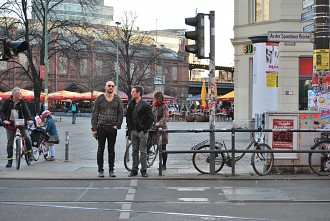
192, 132, 274, 176
13, 119, 32, 170
309, 133, 330, 176
30, 127, 50, 161
124, 130, 158, 172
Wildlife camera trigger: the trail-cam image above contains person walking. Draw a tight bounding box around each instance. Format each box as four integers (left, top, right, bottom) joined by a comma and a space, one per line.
41, 110, 59, 161
91, 81, 124, 178
151, 91, 169, 170
126, 85, 154, 177
0, 87, 34, 167
70, 102, 78, 124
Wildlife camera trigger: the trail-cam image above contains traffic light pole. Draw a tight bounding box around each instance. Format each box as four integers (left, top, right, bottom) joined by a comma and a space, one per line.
209, 11, 216, 175
44, 0, 49, 110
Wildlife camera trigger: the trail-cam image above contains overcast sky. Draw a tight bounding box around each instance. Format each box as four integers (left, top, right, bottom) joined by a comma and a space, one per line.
104, 0, 234, 66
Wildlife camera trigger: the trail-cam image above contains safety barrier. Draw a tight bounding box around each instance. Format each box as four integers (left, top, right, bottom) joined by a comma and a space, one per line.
157, 128, 330, 176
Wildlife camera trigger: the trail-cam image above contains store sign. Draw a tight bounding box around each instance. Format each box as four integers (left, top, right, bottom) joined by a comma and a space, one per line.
243, 44, 253, 53
268, 31, 313, 42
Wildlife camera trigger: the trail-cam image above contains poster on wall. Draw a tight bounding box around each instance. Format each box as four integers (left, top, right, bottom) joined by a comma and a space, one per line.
252, 42, 279, 117
308, 90, 330, 129
272, 119, 294, 149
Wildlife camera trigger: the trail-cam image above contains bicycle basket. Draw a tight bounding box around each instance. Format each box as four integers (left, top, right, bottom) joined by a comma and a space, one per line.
31, 128, 48, 147
14, 119, 25, 127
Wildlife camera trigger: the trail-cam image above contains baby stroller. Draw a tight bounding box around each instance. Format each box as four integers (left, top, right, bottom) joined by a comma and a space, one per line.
30, 127, 50, 161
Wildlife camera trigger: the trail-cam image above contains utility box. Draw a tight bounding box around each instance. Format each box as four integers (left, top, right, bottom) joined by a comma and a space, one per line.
265, 111, 321, 173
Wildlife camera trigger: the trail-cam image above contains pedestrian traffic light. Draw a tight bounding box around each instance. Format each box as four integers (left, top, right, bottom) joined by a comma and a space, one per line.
1, 39, 28, 61
185, 13, 205, 59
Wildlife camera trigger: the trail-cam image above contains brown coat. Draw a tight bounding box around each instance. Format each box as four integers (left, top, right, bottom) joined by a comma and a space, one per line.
151, 103, 169, 145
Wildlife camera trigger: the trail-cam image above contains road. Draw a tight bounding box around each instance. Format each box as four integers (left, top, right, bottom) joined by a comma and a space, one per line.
0, 179, 329, 221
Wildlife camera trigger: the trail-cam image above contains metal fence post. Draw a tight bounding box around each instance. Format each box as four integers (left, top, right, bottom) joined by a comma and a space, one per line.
158, 128, 163, 176
65, 131, 69, 162
231, 128, 236, 176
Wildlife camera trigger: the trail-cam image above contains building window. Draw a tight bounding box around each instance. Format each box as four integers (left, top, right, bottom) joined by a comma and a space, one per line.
299, 57, 313, 110
254, 0, 269, 22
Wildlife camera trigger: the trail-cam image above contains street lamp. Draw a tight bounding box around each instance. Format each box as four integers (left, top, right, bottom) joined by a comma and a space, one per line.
115, 21, 121, 94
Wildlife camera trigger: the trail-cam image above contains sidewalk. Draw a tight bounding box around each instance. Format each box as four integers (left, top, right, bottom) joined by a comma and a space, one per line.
0, 116, 328, 180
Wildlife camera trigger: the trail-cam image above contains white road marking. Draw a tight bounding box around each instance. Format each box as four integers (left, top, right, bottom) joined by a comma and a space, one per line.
119, 179, 138, 219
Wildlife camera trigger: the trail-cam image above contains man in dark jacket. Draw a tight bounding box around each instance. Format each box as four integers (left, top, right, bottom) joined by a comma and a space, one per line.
0, 87, 34, 167
126, 85, 154, 177
91, 81, 124, 178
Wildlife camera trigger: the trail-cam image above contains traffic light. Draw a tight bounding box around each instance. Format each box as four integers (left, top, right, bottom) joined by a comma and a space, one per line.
185, 13, 205, 59
1, 39, 28, 61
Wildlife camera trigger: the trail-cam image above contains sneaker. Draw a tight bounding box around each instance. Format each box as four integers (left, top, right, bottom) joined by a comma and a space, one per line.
128, 170, 138, 177
109, 171, 116, 177
98, 171, 105, 177
28, 154, 34, 161
6, 160, 12, 168
141, 171, 148, 177
47, 156, 56, 161
157, 165, 167, 170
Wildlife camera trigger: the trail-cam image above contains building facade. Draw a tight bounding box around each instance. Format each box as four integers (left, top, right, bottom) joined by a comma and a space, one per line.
232, 0, 314, 127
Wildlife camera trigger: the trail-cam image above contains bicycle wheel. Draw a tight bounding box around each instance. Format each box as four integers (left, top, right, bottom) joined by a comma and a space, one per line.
124, 140, 132, 171
309, 141, 330, 176
41, 142, 50, 160
147, 144, 159, 168
32, 146, 40, 161
251, 143, 274, 176
15, 139, 22, 170
192, 145, 225, 174
25, 151, 32, 165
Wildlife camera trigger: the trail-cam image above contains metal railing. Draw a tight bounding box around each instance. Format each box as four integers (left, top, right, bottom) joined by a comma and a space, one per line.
157, 128, 330, 176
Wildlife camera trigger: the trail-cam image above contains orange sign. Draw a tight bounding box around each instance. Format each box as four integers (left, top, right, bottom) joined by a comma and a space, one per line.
40, 65, 45, 79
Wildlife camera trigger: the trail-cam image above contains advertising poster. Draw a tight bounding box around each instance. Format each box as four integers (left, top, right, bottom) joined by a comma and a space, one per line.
272, 119, 294, 149
252, 43, 279, 117
313, 49, 330, 70
266, 72, 278, 87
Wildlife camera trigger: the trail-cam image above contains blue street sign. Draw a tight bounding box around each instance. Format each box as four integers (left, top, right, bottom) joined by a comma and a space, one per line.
303, 23, 315, 32
301, 8, 314, 22
302, 0, 314, 10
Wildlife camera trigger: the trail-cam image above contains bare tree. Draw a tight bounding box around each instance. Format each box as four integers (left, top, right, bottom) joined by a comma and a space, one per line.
0, 0, 98, 111
99, 11, 163, 100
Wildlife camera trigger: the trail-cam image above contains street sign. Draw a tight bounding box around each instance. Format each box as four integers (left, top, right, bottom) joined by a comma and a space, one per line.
303, 23, 315, 32
301, 8, 314, 22
302, 0, 314, 10
268, 31, 313, 42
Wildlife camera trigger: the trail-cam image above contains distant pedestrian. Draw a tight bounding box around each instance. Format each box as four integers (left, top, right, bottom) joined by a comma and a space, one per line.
41, 110, 59, 161
151, 91, 169, 170
126, 85, 154, 177
70, 102, 78, 124
91, 81, 124, 178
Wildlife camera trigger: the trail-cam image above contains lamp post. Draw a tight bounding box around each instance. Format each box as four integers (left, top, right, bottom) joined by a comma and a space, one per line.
115, 21, 121, 94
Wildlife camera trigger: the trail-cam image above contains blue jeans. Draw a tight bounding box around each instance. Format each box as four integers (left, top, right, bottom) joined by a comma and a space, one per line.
72, 112, 77, 124
131, 130, 148, 172
6, 128, 32, 160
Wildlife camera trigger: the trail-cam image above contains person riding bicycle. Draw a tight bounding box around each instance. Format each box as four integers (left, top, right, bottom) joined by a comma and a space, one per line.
41, 110, 59, 161
0, 87, 34, 167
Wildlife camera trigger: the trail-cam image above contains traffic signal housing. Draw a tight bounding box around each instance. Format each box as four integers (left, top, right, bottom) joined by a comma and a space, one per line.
1, 39, 28, 61
185, 13, 205, 59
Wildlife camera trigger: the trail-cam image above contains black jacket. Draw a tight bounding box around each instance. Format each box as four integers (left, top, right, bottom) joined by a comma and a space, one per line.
126, 99, 154, 133
0, 98, 32, 128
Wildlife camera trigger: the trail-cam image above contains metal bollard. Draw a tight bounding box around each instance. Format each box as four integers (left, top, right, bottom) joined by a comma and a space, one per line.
65, 131, 69, 162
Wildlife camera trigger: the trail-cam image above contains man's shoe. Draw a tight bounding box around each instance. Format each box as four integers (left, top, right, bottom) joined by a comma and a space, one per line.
109, 171, 116, 177
128, 170, 138, 177
28, 154, 34, 161
47, 156, 56, 161
141, 171, 148, 177
98, 171, 104, 177
6, 160, 12, 168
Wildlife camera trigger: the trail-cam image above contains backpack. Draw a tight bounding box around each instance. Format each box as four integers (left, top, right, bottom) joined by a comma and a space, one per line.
71, 104, 77, 112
